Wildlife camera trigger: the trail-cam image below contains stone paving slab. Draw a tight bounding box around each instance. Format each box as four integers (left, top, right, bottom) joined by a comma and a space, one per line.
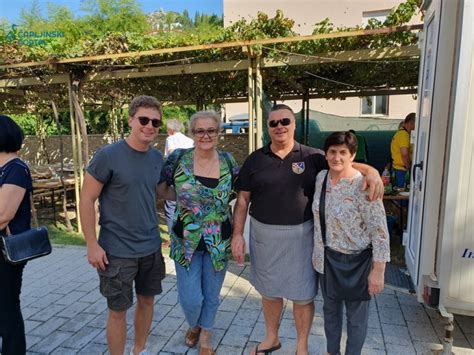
0, 245, 470, 355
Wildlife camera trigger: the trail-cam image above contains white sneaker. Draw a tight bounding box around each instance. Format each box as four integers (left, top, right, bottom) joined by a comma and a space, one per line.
130, 349, 149, 355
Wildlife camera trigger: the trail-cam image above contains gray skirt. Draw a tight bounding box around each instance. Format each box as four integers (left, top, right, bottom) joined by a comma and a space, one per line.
249, 217, 318, 301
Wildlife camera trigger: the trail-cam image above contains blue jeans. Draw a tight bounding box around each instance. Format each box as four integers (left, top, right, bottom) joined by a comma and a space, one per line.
175, 251, 227, 330
394, 169, 408, 207
393, 169, 407, 188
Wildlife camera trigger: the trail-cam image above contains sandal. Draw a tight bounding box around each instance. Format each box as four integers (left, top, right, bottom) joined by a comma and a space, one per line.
199, 346, 216, 355
255, 342, 282, 354
185, 327, 201, 348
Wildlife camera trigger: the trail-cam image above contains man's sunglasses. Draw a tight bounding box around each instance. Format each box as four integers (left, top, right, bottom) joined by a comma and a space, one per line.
193, 128, 219, 138
268, 118, 292, 128
137, 116, 162, 128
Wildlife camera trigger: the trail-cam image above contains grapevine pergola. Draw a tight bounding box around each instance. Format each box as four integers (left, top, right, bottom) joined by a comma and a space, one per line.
0, 23, 423, 230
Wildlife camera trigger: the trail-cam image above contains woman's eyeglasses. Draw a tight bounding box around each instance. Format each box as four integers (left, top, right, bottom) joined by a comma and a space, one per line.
137, 116, 162, 128
193, 128, 219, 138
268, 118, 292, 128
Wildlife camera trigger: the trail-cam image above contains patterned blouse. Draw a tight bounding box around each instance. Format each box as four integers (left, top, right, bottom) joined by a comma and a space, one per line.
161, 148, 239, 271
312, 170, 390, 274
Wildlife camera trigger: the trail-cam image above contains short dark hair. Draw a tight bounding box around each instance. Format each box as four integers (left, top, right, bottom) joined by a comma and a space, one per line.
128, 95, 162, 117
0, 115, 24, 153
404, 112, 416, 124
324, 131, 358, 155
269, 103, 295, 118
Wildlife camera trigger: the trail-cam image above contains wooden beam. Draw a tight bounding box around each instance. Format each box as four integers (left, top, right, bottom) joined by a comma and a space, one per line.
67, 76, 81, 233
85, 46, 419, 82
0, 46, 419, 89
255, 56, 263, 149
86, 59, 249, 81
0, 88, 25, 96
0, 24, 423, 70
247, 57, 255, 153
262, 46, 420, 68
0, 74, 69, 88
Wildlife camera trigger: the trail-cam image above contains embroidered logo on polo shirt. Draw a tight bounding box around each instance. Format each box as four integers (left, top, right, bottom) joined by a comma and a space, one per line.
292, 162, 305, 174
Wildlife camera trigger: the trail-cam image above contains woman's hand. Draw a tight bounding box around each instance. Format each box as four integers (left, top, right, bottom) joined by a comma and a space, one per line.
157, 181, 176, 201
368, 262, 386, 295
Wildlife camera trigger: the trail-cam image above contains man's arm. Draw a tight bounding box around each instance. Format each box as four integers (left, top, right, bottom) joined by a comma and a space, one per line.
400, 147, 411, 170
79, 172, 108, 271
352, 162, 384, 200
231, 191, 251, 266
157, 181, 176, 201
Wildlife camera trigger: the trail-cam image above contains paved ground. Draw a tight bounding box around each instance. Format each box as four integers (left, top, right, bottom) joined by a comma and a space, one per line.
10, 246, 474, 354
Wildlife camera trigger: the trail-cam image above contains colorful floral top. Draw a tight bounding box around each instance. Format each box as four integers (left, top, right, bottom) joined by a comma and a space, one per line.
161, 148, 239, 271
312, 170, 390, 274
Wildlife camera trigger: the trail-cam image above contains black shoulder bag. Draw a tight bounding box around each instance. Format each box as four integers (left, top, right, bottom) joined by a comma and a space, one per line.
1, 194, 52, 264
1, 161, 52, 264
319, 171, 372, 301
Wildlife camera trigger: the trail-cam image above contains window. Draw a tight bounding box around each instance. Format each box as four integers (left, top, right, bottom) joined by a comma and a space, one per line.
362, 10, 390, 27
361, 96, 389, 116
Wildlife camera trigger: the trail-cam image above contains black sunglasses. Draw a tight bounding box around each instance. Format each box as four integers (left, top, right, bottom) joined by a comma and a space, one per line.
137, 116, 162, 128
268, 118, 292, 128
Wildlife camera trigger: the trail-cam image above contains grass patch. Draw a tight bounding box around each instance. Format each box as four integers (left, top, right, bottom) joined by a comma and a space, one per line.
45, 223, 172, 250
46, 223, 86, 246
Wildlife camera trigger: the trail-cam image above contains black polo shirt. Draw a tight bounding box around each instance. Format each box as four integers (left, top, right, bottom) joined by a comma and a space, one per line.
236, 142, 328, 225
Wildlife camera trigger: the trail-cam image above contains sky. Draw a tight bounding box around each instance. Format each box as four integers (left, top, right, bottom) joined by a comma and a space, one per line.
1, 0, 223, 23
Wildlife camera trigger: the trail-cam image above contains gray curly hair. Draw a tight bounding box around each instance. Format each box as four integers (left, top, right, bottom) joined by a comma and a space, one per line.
188, 110, 222, 134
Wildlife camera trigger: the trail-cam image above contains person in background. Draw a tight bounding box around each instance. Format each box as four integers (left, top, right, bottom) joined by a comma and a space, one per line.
231, 104, 384, 355
161, 111, 239, 355
348, 129, 369, 163
80, 95, 174, 355
0, 115, 33, 355
390, 113, 416, 188
312, 131, 390, 355
163, 118, 194, 233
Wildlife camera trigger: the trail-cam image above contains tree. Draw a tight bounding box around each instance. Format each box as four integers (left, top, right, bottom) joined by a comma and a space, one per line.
80, 0, 150, 35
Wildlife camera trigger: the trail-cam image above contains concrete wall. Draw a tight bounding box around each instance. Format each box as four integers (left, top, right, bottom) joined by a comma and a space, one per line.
20, 134, 250, 167
225, 95, 417, 120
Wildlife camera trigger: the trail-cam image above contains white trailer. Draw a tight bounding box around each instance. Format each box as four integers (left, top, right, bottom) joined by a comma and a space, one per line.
405, 0, 474, 323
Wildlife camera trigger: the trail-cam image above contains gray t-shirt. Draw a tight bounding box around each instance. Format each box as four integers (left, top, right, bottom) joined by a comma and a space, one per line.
87, 140, 164, 258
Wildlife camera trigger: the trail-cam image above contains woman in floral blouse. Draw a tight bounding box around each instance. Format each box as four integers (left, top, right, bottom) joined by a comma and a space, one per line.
161, 110, 239, 355
312, 131, 390, 355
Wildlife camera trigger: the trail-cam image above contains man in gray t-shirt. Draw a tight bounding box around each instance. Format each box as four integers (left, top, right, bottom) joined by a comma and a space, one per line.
80, 95, 175, 355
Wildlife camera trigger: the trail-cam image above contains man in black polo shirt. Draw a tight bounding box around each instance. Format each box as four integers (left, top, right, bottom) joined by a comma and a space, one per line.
231, 104, 383, 355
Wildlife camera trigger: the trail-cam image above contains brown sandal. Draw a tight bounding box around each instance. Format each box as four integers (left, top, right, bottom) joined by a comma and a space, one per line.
185, 327, 201, 348
199, 346, 216, 355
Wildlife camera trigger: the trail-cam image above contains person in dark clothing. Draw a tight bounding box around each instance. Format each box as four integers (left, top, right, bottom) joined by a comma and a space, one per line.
0, 115, 33, 355
348, 129, 369, 163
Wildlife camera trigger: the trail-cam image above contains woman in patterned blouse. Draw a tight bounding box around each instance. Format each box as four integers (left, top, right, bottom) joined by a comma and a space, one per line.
312, 131, 390, 355
161, 110, 239, 355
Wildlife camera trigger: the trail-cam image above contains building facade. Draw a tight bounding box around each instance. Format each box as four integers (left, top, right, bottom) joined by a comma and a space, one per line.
223, 0, 421, 120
